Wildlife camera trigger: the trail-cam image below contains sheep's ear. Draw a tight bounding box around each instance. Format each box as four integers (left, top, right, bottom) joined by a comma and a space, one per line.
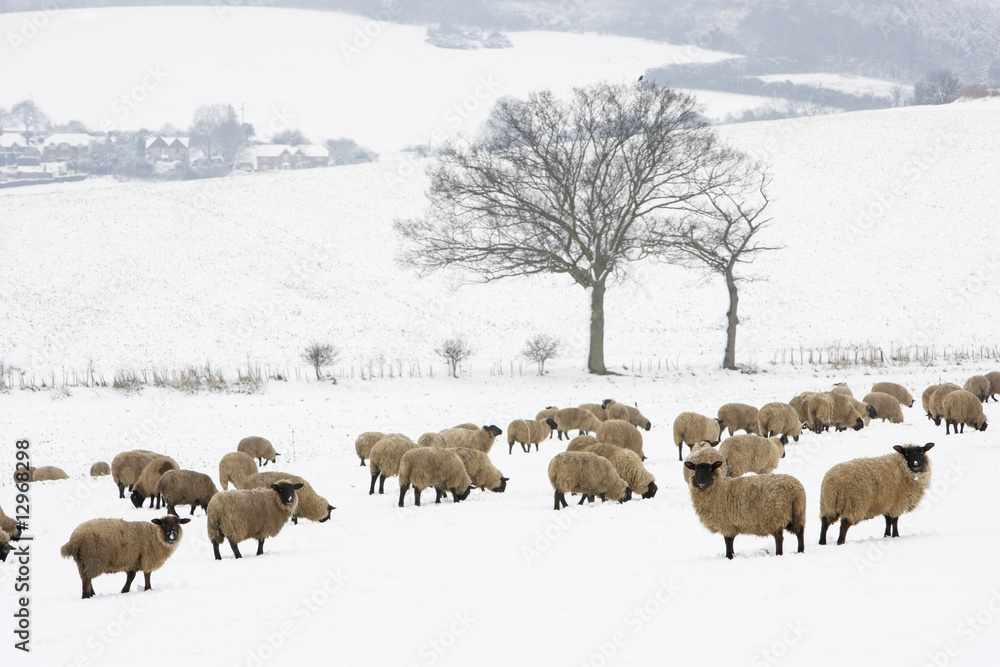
711, 461, 724, 470
292, 483, 304, 489
892, 445, 905, 454
923, 442, 935, 451
150, 518, 163, 526
274, 453, 281, 457
178, 518, 191, 525
269, 484, 282, 492
683, 462, 696, 470
501, 477, 509, 482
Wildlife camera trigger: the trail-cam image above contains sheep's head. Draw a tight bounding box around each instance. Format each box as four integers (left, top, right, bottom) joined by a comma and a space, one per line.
270, 482, 304, 506
151, 515, 190, 545
641, 420, 652, 431
978, 420, 989, 432
685, 461, 723, 490
601, 398, 614, 410
865, 404, 878, 419
318, 504, 336, 522
0, 539, 10, 562
492, 477, 509, 493
852, 418, 864, 431
485, 425, 503, 438
129, 490, 147, 508
454, 486, 473, 502
893, 443, 934, 473
545, 418, 558, 430
641, 481, 658, 499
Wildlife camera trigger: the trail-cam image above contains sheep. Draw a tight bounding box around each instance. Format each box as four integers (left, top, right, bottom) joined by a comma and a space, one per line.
586, 443, 657, 500
238, 436, 279, 467
672, 412, 722, 461
578, 403, 609, 421
683, 442, 726, 485
552, 408, 603, 440
218, 451, 258, 491
717, 403, 759, 436
922, 384, 943, 421
684, 460, 806, 559
398, 448, 473, 507
566, 435, 599, 452
0, 504, 22, 541
90, 462, 111, 477
818, 443, 933, 545
536, 406, 560, 439
964, 375, 991, 403
595, 419, 645, 459
31, 466, 69, 482
240, 472, 335, 523
60, 515, 190, 598
828, 392, 873, 432
719, 434, 787, 477
850, 397, 876, 427
130, 457, 180, 509
788, 393, 814, 425
986, 371, 1000, 402
942, 390, 989, 434
0, 529, 9, 563
417, 432, 447, 448
439, 425, 503, 454
871, 382, 915, 408
863, 392, 905, 424
206, 481, 302, 560
156, 469, 219, 517
450, 447, 508, 492
928, 383, 963, 425
548, 451, 629, 510
452, 423, 480, 430
602, 399, 652, 431
111, 450, 163, 499
805, 393, 834, 433
354, 431, 385, 466
758, 402, 803, 442
506, 417, 558, 454
368, 434, 418, 495
831, 383, 853, 397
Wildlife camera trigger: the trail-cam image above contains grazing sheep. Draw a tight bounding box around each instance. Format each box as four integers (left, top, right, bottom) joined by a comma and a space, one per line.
602, 399, 652, 431
942, 390, 989, 434
921, 384, 943, 420
111, 450, 162, 499
789, 393, 814, 425
156, 470, 219, 517
863, 392, 905, 424
218, 452, 258, 491
0, 504, 22, 541
417, 432, 447, 448
928, 383, 963, 426
672, 412, 722, 461
757, 402, 802, 442
398, 448, 473, 507
871, 382, 915, 408
206, 481, 302, 560
578, 403, 609, 422
964, 375, 991, 403
354, 431, 385, 466
831, 383, 853, 397
130, 457, 180, 509
450, 447, 508, 492
439, 425, 503, 454
238, 436, 279, 467
683, 443, 726, 485
819, 443, 933, 545
0, 529, 10, 563
31, 466, 69, 482
90, 462, 111, 477
368, 434, 418, 495
717, 403, 759, 436
586, 443, 656, 500
506, 417, 558, 454
985, 371, 1000, 402
718, 434, 787, 478
850, 396, 876, 427
536, 406, 560, 439
240, 472, 334, 523
60, 515, 190, 598
805, 393, 834, 433
828, 392, 872, 432
595, 419, 645, 459
548, 451, 629, 510
685, 460, 806, 560
566, 435, 599, 452
552, 408, 603, 440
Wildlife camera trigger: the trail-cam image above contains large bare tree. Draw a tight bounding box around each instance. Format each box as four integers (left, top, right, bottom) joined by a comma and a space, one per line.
10, 99, 49, 138
395, 82, 745, 374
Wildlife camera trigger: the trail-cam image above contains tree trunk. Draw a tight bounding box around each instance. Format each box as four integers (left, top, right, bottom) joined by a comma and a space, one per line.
588, 280, 608, 374
724, 268, 738, 370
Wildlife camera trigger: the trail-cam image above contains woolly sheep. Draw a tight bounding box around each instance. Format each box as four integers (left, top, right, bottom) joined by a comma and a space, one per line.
986, 371, 1000, 402
507, 417, 558, 454
156, 469, 219, 517
578, 403, 609, 421
130, 457, 180, 509
683, 442, 726, 485
237, 436, 279, 467
90, 462, 111, 477
439, 425, 503, 454
0, 504, 22, 541
819, 443, 933, 545
354, 431, 385, 466
218, 451, 258, 490
831, 383, 853, 397
921, 384, 943, 420
398, 448, 473, 507
685, 460, 806, 560
850, 396, 876, 427
602, 399, 652, 431
452, 423, 480, 430
672, 412, 722, 461
111, 450, 163, 499
536, 406, 560, 439
548, 451, 629, 510
871, 382, 914, 408
828, 392, 873, 431
240, 472, 335, 523
758, 402, 803, 442
717, 403, 759, 436
552, 408, 603, 440
718, 434, 787, 478
60, 515, 190, 598
863, 392, 905, 424
586, 443, 657, 500
450, 447, 508, 492
805, 393, 834, 433
566, 435, 599, 452
417, 432, 447, 448
789, 392, 814, 425
206, 481, 302, 560
0, 529, 9, 563
928, 383, 963, 425
31, 466, 69, 482
368, 434, 418, 495
595, 419, 645, 459
964, 375, 991, 403
942, 390, 989, 434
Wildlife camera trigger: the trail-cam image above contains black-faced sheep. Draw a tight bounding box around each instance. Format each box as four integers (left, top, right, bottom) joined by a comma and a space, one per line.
398, 448, 473, 507
595, 419, 645, 459
536, 406, 560, 439
218, 451, 258, 491
450, 447, 508, 492
717, 403, 759, 436
237, 436, 279, 467
547, 451, 629, 510
942, 390, 989, 434
130, 457, 180, 509
60, 515, 190, 598
586, 443, 656, 500
928, 383, 962, 426
805, 393, 834, 433
90, 462, 111, 477
683, 442, 726, 485
718, 434, 787, 478
368, 434, 418, 495
355, 431, 385, 466
685, 460, 806, 560
672, 412, 722, 461
789, 393, 814, 425
602, 399, 652, 431
111, 450, 163, 499
156, 469, 219, 517
871, 382, 914, 408
964, 375, 991, 403
758, 402, 802, 442
439, 425, 503, 454
828, 392, 873, 432
819, 443, 933, 545
240, 471, 334, 523
552, 408, 603, 440
863, 392, 905, 424
206, 481, 302, 560
578, 403, 609, 422
506, 417, 557, 454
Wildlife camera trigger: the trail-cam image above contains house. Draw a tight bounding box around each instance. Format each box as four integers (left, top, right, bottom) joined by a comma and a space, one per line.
1, 132, 40, 165
144, 136, 190, 162
253, 144, 330, 171
42, 133, 94, 161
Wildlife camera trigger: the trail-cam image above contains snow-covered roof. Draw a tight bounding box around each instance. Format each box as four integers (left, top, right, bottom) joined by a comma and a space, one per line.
254, 144, 328, 158
0, 132, 28, 148
144, 136, 190, 149
42, 133, 94, 147
295, 144, 329, 158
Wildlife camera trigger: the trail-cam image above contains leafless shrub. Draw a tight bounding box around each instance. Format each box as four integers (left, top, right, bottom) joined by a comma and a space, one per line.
302, 342, 340, 381
436, 334, 475, 378
522, 334, 560, 375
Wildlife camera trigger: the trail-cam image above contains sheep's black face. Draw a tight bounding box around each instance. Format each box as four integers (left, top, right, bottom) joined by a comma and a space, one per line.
318, 504, 335, 523
545, 418, 558, 430
893, 443, 934, 472
684, 461, 722, 490
0, 542, 9, 562
601, 399, 613, 410
642, 481, 658, 499
866, 404, 878, 419
270, 482, 304, 506
979, 422, 989, 432
151, 516, 190, 545
129, 490, 146, 508
643, 421, 651, 431
455, 486, 473, 502
487, 425, 503, 437
493, 477, 509, 493
852, 418, 864, 431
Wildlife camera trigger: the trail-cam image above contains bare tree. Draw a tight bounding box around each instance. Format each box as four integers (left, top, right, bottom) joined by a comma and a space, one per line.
190, 104, 248, 164
302, 342, 339, 380
10, 99, 49, 138
914, 70, 963, 105
523, 334, 560, 375
396, 82, 743, 374
436, 334, 474, 378
660, 162, 780, 370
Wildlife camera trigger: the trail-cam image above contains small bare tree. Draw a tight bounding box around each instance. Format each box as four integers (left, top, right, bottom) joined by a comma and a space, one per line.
302, 342, 339, 380
436, 334, 474, 378
914, 70, 963, 105
523, 334, 560, 375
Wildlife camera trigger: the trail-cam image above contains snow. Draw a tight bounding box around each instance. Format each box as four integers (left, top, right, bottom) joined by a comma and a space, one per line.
753, 73, 914, 99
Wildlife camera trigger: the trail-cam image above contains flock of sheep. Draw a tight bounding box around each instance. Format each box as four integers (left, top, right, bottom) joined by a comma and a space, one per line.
1, 371, 995, 596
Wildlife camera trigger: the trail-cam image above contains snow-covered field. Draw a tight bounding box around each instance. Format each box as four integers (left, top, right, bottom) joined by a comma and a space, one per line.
753, 73, 914, 100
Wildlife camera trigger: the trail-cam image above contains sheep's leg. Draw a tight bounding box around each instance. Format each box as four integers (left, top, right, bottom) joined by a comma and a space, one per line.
724, 536, 735, 560
946, 421, 952, 435
624, 488, 632, 501
819, 518, 830, 545
398, 484, 408, 508
117, 481, 126, 498
229, 539, 242, 559
212, 541, 222, 560
533, 442, 539, 452
577, 494, 586, 505
677, 445, 683, 462
188, 504, 196, 516
256, 539, 265, 556
553, 491, 562, 511
82, 576, 95, 599
435, 488, 444, 504
128, 484, 134, 492
291, 515, 298, 525
508, 442, 514, 455
773, 531, 784, 556
369, 471, 379, 495
413, 487, 422, 507
795, 527, 805, 553
836, 519, 851, 545
143, 572, 152, 591
890, 516, 900, 537
122, 571, 137, 593
378, 474, 386, 495
883, 514, 893, 537
793, 435, 799, 442
147, 495, 155, 509
959, 423, 965, 434
359, 458, 366, 467
167, 503, 177, 517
